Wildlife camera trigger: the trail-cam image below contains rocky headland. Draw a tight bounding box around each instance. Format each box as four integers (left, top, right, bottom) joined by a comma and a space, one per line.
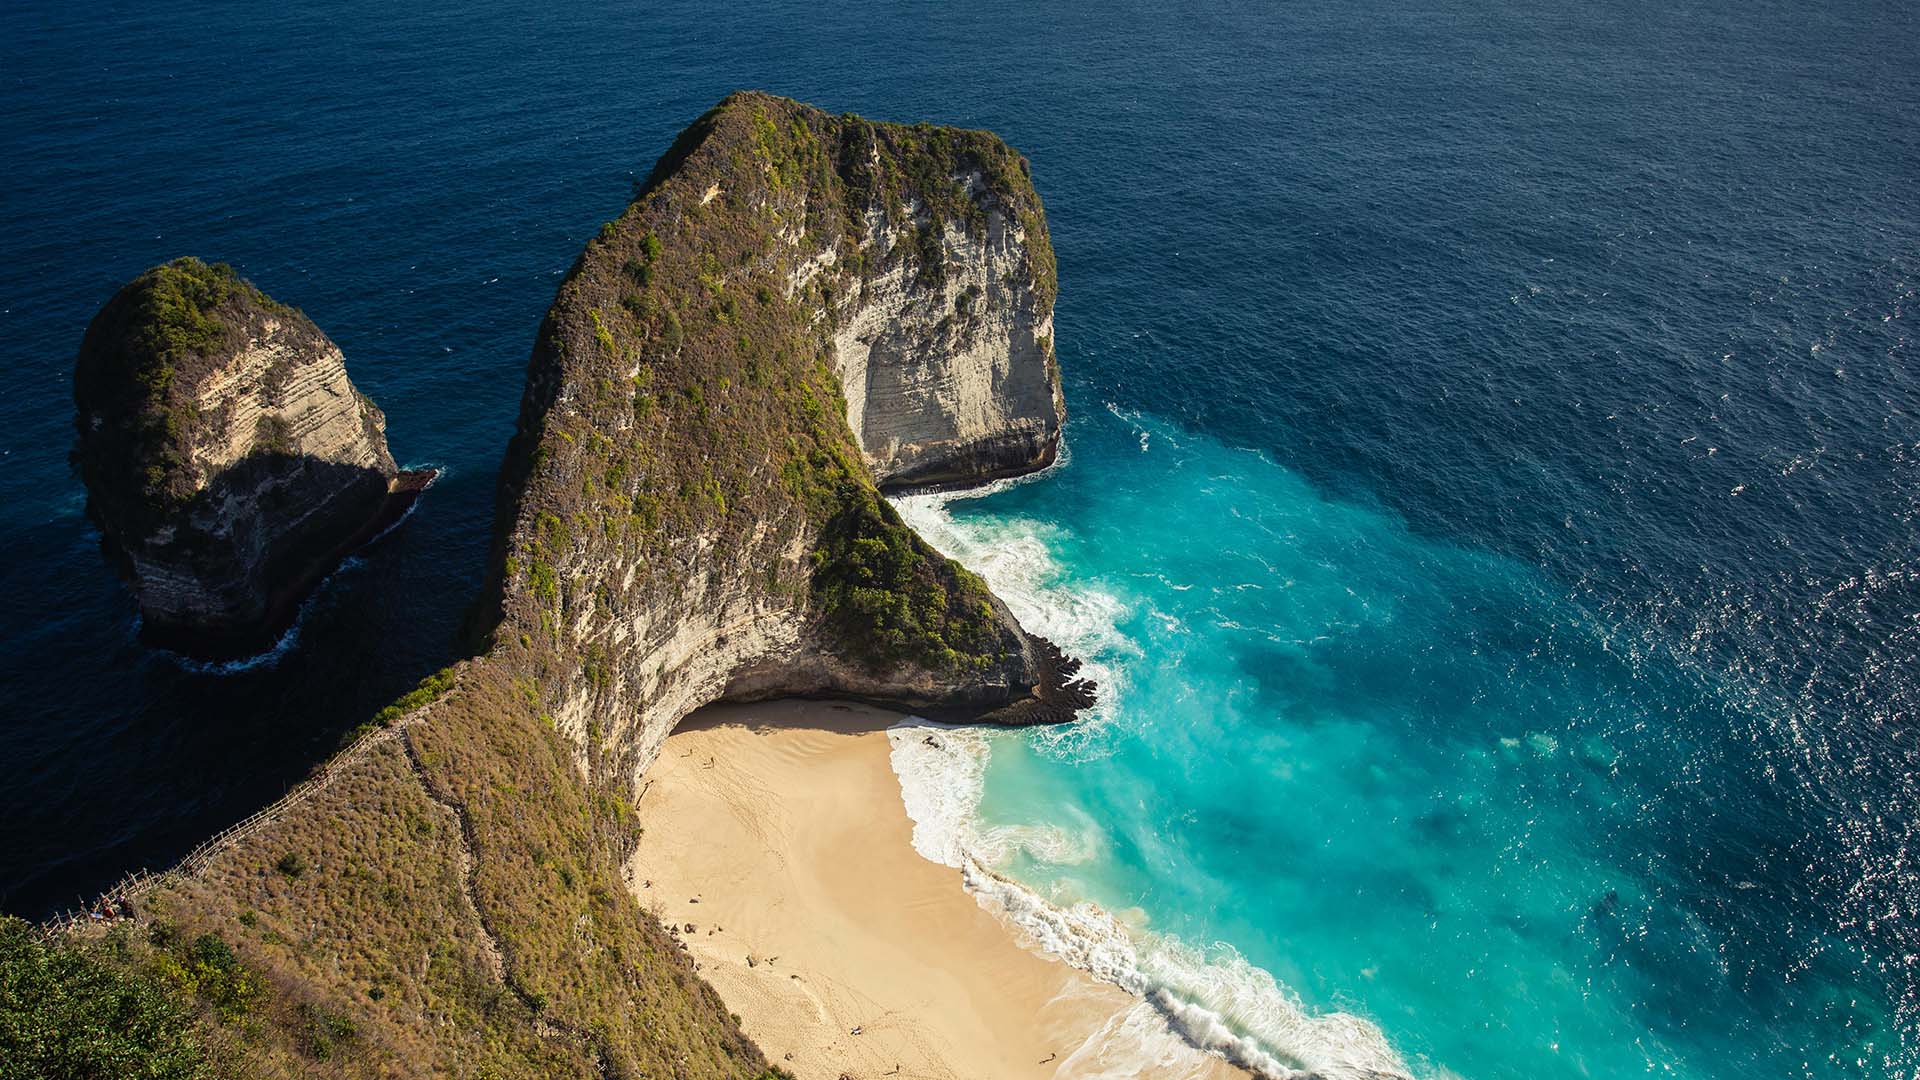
31, 93, 1090, 1080
485, 91, 1090, 786
73, 257, 432, 657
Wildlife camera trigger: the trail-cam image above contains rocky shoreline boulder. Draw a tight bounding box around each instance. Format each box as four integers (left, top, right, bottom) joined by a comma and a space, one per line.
73, 257, 430, 658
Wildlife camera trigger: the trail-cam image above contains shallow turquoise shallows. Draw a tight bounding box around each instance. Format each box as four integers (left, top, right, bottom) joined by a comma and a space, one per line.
896, 399, 1896, 1079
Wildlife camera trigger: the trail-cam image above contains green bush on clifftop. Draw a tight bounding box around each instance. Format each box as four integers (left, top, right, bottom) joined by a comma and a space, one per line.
0, 916, 219, 1080
73, 256, 301, 527
811, 482, 1002, 672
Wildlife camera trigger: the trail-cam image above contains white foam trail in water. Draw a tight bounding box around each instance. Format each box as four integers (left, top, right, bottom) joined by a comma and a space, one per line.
890, 722, 1103, 872
154, 615, 303, 675
890, 721, 990, 869
156, 466, 439, 676
889, 721, 1414, 1080
887, 474, 1421, 1080
892, 484, 1133, 753
149, 558, 355, 676
1059, 999, 1270, 1080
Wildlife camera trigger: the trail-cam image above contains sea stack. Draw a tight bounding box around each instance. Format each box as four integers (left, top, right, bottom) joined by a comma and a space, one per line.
73, 257, 427, 657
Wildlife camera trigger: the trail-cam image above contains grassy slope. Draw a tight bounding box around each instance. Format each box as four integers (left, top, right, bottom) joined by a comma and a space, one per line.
31, 93, 1056, 1079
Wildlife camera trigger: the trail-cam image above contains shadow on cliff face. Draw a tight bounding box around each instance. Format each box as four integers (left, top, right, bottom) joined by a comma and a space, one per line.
88, 451, 435, 661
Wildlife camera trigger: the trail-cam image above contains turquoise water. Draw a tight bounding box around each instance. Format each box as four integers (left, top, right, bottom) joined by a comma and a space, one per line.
4, 0, 1916, 1074
896, 402, 1895, 1079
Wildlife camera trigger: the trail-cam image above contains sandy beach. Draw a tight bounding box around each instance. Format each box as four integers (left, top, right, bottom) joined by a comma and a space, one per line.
627, 700, 1242, 1080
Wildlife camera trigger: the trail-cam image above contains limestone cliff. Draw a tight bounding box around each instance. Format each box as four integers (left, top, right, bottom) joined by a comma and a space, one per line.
41, 95, 1085, 1080
73, 258, 426, 656
483, 91, 1087, 784
826, 124, 1063, 489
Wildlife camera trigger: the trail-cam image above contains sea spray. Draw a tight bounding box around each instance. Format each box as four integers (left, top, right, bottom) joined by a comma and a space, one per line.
894, 476, 1134, 752
887, 482, 1422, 1074
1058, 1000, 1281, 1080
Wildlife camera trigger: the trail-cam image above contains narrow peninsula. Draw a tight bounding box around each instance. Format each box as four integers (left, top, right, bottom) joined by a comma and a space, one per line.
25, 92, 1101, 1080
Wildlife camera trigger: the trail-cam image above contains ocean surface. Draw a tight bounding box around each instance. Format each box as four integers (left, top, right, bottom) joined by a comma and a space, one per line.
3, 0, 1916, 1076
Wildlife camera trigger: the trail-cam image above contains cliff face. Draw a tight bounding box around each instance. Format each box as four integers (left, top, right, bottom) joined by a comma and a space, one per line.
828, 153, 1063, 489
74, 258, 408, 655
47, 95, 1084, 1080
485, 92, 1085, 784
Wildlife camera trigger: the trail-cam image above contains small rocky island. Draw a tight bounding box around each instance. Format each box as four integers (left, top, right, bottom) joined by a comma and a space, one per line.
73, 257, 432, 657
34, 94, 1092, 1080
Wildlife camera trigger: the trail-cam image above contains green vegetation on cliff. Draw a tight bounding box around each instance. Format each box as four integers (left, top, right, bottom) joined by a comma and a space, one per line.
490, 91, 1051, 683
78, 668, 773, 1079
0, 917, 222, 1080
811, 483, 1003, 672
73, 257, 299, 522
49, 91, 1062, 1080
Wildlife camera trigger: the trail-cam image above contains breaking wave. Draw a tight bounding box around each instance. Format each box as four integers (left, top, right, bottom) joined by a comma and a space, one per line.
888, 718, 1414, 1080
894, 472, 1133, 755
889, 477, 1416, 1080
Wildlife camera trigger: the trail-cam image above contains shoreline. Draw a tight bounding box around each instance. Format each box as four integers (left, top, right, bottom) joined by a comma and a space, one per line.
627, 700, 1243, 1080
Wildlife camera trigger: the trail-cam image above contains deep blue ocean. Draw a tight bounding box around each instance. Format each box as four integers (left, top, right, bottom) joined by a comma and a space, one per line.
3, 1, 1915, 1077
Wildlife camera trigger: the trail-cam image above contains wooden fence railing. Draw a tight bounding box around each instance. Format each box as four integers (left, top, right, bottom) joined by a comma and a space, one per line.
40, 668, 464, 940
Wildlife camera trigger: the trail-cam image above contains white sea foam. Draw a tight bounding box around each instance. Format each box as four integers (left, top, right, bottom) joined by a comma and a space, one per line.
1058, 999, 1267, 1080
153, 611, 304, 675
888, 719, 1417, 1080
892, 483, 1134, 753
889, 721, 990, 869
886, 474, 1420, 1080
